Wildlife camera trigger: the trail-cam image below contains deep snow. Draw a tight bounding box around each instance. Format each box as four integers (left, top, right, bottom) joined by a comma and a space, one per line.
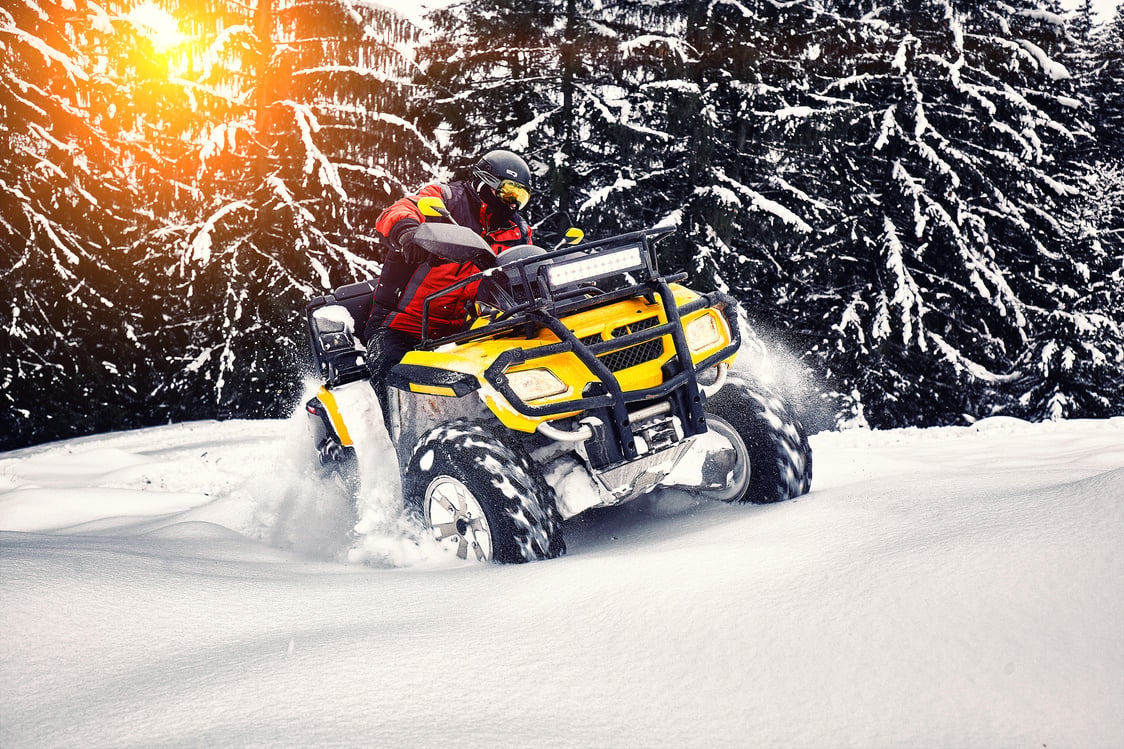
2, 414, 1123, 748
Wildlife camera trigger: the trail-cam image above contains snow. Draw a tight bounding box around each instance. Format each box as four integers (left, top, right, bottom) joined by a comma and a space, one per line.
189, 201, 252, 265
7, 24, 89, 83
312, 304, 358, 336
1058, 0, 1121, 23
578, 177, 639, 216
771, 105, 815, 120
619, 34, 691, 63
879, 215, 924, 346
1018, 39, 1072, 81
366, 0, 457, 25
2, 414, 1123, 748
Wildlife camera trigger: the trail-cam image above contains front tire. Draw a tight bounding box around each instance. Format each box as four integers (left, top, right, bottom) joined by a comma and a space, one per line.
704, 375, 813, 504
403, 419, 566, 564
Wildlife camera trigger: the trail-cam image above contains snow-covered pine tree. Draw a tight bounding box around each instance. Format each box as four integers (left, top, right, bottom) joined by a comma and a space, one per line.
417, 0, 811, 298
266, 0, 439, 243
635, 0, 821, 326
417, 0, 571, 228
0, 0, 160, 449
1087, 5, 1124, 158
418, 0, 830, 417
1014, 3, 1124, 420
783, 0, 1099, 427
126, 0, 428, 422
1068, 0, 1098, 44
976, 0, 1121, 421
417, 0, 702, 247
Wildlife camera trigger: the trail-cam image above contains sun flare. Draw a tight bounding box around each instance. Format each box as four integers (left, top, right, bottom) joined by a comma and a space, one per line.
126, 1, 184, 52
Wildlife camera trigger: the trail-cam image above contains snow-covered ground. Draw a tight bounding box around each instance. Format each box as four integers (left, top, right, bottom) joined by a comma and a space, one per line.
2, 413, 1122, 748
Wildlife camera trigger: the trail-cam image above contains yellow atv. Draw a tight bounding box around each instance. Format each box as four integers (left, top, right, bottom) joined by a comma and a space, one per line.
304, 210, 812, 563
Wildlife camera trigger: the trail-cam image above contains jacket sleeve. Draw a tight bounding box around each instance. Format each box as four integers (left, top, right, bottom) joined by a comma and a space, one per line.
375, 184, 444, 251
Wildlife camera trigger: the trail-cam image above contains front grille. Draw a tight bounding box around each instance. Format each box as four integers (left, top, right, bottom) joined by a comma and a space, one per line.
599, 340, 664, 371
612, 316, 659, 337
578, 317, 664, 372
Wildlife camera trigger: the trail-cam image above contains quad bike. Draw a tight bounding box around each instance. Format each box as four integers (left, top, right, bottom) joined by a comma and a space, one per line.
304, 202, 812, 563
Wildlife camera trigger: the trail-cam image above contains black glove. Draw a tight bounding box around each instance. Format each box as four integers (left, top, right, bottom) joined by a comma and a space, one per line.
392, 220, 427, 264
473, 248, 498, 270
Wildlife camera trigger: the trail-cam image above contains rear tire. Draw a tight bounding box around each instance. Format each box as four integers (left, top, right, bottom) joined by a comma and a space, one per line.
403, 419, 566, 564
310, 434, 362, 505
704, 376, 812, 503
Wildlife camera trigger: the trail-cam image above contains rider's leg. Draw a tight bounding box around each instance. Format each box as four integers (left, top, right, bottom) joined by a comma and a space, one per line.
365, 326, 417, 423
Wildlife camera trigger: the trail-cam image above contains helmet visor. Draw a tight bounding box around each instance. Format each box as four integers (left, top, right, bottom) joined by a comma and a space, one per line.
496, 179, 531, 209
475, 170, 531, 209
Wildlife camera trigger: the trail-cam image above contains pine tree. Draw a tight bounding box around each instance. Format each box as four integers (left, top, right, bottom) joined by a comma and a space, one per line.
126, 0, 429, 420
1068, 0, 1097, 44
418, 0, 567, 219
1015, 4, 1124, 420
1, 0, 433, 447
4, 0, 1121, 449
0, 0, 161, 449
1088, 5, 1124, 157
266, 0, 438, 241
419, 0, 828, 415
651, 0, 821, 322
781, 0, 1101, 427
418, 0, 702, 245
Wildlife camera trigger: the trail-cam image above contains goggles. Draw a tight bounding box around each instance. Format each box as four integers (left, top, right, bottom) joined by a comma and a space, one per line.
474, 170, 531, 209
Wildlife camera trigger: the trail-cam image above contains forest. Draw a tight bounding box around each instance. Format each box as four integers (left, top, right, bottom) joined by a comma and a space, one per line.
2, 0, 1122, 451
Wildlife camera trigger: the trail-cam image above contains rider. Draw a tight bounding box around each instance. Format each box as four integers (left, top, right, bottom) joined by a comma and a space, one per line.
364, 149, 534, 418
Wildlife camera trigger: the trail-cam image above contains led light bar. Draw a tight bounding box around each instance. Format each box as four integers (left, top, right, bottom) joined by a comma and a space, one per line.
546, 246, 643, 288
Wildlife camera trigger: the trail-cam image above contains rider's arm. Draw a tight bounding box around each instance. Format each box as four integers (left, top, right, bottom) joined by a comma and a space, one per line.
375, 185, 445, 257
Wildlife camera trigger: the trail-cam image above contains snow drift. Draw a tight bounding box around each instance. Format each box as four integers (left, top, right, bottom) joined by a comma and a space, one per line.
2, 415, 1122, 748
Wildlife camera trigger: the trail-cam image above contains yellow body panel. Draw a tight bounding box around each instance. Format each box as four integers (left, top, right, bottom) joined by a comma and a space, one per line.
396, 284, 736, 433
316, 385, 354, 447
409, 383, 459, 397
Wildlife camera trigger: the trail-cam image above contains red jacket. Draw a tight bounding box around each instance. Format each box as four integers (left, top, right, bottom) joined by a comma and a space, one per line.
369, 181, 531, 340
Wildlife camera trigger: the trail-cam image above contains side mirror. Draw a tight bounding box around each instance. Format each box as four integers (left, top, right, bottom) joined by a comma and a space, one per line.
553, 227, 585, 251
417, 196, 450, 219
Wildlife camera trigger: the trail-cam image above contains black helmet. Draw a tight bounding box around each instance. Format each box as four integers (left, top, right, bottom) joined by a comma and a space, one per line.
473, 150, 532, 210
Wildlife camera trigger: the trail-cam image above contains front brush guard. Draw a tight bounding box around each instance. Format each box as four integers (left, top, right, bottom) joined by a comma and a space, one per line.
485, 283, 741, 468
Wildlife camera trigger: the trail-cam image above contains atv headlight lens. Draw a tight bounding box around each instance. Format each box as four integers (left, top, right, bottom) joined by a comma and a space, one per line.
684, 313, 724, 354
546, 246, 643, 288
506, 368, 568, 402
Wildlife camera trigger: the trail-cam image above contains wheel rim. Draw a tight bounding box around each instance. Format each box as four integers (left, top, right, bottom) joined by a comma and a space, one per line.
424, 475, 494, 562
701, 416, 751, 502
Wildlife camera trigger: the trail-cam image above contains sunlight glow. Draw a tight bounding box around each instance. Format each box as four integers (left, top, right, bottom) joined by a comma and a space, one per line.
127, 2, 184, 52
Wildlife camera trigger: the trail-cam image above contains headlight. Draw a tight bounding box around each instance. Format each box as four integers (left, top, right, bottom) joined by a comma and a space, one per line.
546, 245, 644, 287
506, 368, 568, 401
684, 313, 724, 354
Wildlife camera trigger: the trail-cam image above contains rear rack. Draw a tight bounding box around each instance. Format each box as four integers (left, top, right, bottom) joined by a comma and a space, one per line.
304, 279, 376, 385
